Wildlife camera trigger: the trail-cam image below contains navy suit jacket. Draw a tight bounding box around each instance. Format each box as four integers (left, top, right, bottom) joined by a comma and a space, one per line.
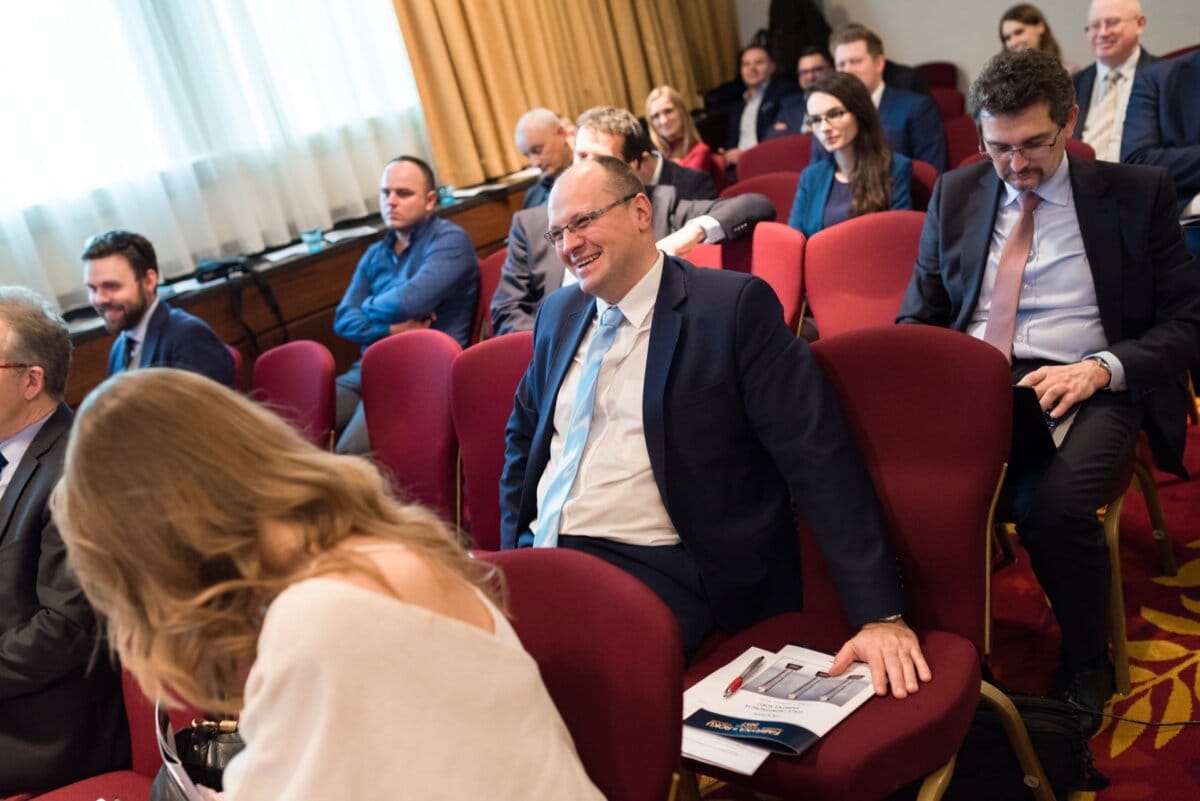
724, 78, 801, 149
812, 87, 946, 172
1071, 47, 1159, 139
897, 157, 1200, 475
1122, 49, 1200, 214
500, 256, 905, 633
787, 153, 913, 236
107, 302, 234, 387
0, 404, 128, 793
490, 189, 774, 335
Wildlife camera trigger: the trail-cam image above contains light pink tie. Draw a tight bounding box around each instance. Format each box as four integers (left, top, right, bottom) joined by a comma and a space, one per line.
984, 191, 1042, 361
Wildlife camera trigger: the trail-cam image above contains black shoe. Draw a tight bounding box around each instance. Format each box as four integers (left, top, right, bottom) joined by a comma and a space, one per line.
1053, 661, 1115, 737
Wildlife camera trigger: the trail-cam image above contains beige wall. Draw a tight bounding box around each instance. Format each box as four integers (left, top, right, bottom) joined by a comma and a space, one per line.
736, 0, 1199, 89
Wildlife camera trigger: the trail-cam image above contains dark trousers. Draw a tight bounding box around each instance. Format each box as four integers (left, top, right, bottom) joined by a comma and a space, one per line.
1009, 361, 1140, 672
558, 535, 716, 659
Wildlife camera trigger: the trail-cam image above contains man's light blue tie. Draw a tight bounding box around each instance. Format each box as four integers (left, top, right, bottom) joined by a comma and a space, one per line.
532, 306, 625, 548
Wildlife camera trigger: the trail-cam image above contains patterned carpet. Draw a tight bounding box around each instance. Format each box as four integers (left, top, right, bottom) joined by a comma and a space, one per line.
702, 423, 1200, 800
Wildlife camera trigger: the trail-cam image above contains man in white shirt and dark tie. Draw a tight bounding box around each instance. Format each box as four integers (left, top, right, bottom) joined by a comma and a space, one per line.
1071, 0, 1158, 161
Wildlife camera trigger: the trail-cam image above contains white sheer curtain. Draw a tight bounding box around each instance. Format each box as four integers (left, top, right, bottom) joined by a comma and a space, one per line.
0, 0, 430, 311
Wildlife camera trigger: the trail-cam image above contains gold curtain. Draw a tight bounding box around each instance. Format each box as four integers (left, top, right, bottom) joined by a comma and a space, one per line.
392, 0, 739, 187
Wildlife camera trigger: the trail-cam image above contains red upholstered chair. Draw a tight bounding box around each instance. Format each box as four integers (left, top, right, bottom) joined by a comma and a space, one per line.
719, 171, 802, 224
737, 134, 813, 181
930, 87, 965, 122
472, 248, 506, 345
910, 159, 939, 212
224, 343, 245, 391
450, 332, 533, 551
682, 221, 805, 332
916, 60, 959, 90
708, 150, 728, 192
251, 340, 336, 449
944, 114, 979, 170
804, 210, 925, 337
361, 329, 461, 522
28, 672, 198, 801
683, 326, 1053, 801
1162, 42, 1200, 59
477, 549, 683, 801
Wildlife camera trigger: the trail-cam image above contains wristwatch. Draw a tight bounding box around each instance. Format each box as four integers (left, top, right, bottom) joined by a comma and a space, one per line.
1086, 355, 1112, 388
875, 613, 904, 624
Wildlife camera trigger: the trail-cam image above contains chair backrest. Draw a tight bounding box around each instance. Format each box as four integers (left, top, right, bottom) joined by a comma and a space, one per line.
361, 329, 461, 521
708, 150, 728, 192
719, 171, 802, 224
930, 87, 965, 122
916, 60, 959, 90
804, 210, 925, 337
737, 134, 812, 181
251, 340, 336, 449
477, 549, 683, 801
910, 159, 939, 212
944, 114, 979, 170
225, 343, 245, 391
450, 332, 534, 550
472, 248, 506, 345
807, 326, 1011, 653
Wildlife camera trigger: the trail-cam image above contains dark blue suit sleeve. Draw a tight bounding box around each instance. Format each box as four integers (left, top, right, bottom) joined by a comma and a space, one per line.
500, 342, 540, 550
910, 94, 947, 173
896, 173, 954, 325
735, 279, 905, 624
1122, 63, 1200, 202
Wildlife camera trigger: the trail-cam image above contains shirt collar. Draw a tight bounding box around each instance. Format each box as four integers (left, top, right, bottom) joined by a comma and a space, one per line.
1002, 148, 1072, 208
648, 152, 665, 186
383, 214, 433, 252
871, 82, 886, 109
1096, 47, 1141, 81
595, 250, 664, 329
129, 296, 159, 344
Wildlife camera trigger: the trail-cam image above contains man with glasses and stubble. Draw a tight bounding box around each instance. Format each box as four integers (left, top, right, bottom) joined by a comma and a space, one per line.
897, 49, 1200, 735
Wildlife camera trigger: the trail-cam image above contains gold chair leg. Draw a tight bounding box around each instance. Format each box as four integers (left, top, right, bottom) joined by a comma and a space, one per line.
1188, 373, 1198, 425
1103, 494, 1131, 695
1133, 461, 1178, 577
672, 768, 702, 801
915, 753, 957, 801
979, 681, 1058, 801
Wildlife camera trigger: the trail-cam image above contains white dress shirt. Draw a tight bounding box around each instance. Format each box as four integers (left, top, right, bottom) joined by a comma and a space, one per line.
1082, 48, 1141, 162
531, 252, 680, 546
738, 85, 765, 151
969, 156, 1125, 389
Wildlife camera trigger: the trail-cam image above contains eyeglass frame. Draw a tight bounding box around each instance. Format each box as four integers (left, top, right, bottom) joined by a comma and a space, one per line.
543, 193, 639, 245
1083, 15, 1140, 34
977, 125, 1065, 163
0, 364, 31, 370
803, 106, 850, 129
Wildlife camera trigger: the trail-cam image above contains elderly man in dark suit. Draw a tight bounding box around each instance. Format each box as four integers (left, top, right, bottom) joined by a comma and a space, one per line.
0, 287, 128, 794
1072, 0, 1157, 162
490, 109, 773, 336
897, 49, 1200, 732
82, 229, 233, 387
500, 156, 931, 698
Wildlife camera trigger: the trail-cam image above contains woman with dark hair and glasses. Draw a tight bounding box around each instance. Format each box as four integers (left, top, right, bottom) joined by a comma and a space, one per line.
787, 72, 912, 237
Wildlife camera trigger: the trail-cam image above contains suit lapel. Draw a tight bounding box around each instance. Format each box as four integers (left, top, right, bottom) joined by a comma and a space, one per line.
644, 257, 685, 503
960, 167, 1005, 324
1070, 157, 1123, 340
138, 302, 170, 368
0, 404, 70, 545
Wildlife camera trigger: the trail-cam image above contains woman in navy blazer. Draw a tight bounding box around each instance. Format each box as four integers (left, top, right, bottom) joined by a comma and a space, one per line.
787, 73, 912, 237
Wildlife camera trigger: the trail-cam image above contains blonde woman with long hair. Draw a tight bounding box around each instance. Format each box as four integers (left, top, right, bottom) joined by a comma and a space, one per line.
645, 85, 721, 185
52, 368, 603, 801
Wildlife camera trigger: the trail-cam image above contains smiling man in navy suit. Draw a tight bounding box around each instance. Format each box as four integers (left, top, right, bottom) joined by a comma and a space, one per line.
82, 230, 233, 387
500, 156, 930, 698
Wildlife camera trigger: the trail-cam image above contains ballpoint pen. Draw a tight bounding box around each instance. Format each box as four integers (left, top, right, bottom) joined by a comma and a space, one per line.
724, 655, 766, 698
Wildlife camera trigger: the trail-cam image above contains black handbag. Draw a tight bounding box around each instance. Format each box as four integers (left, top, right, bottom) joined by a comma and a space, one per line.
149, 701, 244, 801
944, 691, 1109, 800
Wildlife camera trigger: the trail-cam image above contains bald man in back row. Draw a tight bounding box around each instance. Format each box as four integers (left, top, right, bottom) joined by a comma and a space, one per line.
515, 108, 576, 209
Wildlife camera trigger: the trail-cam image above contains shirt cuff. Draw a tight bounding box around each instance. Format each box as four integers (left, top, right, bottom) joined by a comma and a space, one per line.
1088, 350, 1126, 392
690, 215, 725, 243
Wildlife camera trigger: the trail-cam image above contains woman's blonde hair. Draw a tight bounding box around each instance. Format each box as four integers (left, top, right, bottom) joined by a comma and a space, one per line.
52, 368, 499, 714
645, 85, 702, 159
